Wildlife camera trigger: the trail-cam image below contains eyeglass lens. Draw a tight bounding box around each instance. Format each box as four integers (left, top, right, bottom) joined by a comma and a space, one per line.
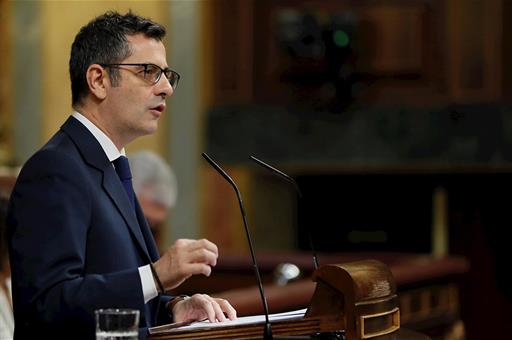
149, 65, 179, 89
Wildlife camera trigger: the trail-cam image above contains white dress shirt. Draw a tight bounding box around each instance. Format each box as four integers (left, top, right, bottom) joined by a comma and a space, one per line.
72, 111, 158, 304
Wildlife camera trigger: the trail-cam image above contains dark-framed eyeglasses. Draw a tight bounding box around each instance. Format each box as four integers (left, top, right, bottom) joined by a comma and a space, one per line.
100, 63, 180, 90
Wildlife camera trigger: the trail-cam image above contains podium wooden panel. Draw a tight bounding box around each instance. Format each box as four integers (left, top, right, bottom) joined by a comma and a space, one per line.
149, 260, 430, 340
174, 252, 467, 338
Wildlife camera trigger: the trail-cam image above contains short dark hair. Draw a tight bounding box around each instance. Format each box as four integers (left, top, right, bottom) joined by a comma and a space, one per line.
69, 11, 166, 106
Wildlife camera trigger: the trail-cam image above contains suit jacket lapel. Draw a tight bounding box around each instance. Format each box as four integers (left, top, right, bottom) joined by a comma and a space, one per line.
60, 116, 151, 261
135, 198, 160, 261
102, 167, 151, 259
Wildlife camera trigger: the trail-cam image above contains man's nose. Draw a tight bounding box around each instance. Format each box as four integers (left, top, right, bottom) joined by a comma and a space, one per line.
156, 77, 174, 98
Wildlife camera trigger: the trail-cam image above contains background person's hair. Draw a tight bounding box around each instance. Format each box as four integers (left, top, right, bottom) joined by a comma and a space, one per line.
69, 11, 166, 107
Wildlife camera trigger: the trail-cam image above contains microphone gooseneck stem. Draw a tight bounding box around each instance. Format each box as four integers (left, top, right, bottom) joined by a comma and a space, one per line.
250, 156, 319, 270
202, 153, 273, 340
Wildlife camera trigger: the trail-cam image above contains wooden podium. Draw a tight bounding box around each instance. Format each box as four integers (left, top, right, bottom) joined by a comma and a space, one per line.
149, 260, 430, 340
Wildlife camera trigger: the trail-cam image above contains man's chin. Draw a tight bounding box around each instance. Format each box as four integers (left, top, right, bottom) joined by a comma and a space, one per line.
141, 122, 159, 135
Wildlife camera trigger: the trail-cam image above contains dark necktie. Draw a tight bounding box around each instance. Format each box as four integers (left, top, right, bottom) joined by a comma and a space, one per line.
113, 156, 154, 327
113, 155, 135, 208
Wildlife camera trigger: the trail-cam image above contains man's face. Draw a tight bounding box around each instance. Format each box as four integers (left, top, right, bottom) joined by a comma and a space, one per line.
103, 34, 174, 143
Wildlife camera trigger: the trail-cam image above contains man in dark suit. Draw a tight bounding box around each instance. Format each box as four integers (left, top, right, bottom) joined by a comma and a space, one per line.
6, 11, 236, 339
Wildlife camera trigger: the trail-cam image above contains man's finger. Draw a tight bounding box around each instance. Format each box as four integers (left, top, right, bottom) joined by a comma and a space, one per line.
210, 298, 227, 322
216, 298, 237, 320
198, 295, 216, 322
187, 248, 217, 266
183, 263, 212, 277
187, 238, 218, 255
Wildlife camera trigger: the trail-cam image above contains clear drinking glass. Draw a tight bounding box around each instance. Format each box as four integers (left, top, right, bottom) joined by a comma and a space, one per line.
95, 308, 139, 340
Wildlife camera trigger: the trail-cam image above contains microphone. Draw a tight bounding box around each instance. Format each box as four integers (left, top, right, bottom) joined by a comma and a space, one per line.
202, 153, 313, 340
202, 152, 274, 339
250, 156, 319, 270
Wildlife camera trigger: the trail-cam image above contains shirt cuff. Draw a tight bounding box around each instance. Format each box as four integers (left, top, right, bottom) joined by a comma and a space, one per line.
139, 264, 158, 303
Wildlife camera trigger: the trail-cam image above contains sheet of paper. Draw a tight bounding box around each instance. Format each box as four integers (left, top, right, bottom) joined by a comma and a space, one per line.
150, 308, 307, 333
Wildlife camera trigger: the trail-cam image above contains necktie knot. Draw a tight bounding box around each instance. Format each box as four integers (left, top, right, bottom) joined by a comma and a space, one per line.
113, 156, 132, 181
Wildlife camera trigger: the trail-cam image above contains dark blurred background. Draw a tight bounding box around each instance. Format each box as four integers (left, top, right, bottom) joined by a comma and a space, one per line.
201, 1, 512, 339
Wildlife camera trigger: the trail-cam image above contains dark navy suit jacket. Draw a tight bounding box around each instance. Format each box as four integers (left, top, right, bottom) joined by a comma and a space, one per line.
7, 116, 172, 339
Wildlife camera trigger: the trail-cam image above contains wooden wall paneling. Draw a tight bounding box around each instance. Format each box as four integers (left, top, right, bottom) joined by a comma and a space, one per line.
483, 0, 503, 100
211, 0, 506, 106
201, 165, 250, 253
445, 0, 502, 102
502, 0, 512, 101
352, 1, 442, 106
212, 0, 255, 105
502, 1, 512, 101
252, 0, 277, 103
357, 4, 425, 75
426, 0, 447, 96
253, 0, 441, 106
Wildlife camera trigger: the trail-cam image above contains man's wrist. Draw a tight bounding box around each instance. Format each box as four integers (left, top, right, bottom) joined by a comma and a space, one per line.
149, 262, 166, 294
167, 295, 190, 316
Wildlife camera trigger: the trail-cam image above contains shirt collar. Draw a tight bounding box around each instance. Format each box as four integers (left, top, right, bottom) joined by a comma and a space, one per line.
71, 111, 125, 162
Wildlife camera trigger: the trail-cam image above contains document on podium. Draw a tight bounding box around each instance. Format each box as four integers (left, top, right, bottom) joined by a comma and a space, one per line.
148, 308, 307, 335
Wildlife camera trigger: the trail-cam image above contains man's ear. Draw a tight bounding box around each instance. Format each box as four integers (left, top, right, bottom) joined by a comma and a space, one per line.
86, 64, 108, 100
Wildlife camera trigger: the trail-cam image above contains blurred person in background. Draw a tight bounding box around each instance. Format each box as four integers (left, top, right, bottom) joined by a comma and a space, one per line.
0, 194, 13, 339
131, 150, 178, 252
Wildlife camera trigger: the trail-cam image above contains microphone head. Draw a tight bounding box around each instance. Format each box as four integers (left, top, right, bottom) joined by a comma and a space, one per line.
250, 156, 303, 198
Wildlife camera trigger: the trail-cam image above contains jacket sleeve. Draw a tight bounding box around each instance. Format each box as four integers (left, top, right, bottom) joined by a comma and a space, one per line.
156, 294, 174, 325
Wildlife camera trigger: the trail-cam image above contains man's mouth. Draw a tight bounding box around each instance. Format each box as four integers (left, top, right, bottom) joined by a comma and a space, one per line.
150, 103, 166, 114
